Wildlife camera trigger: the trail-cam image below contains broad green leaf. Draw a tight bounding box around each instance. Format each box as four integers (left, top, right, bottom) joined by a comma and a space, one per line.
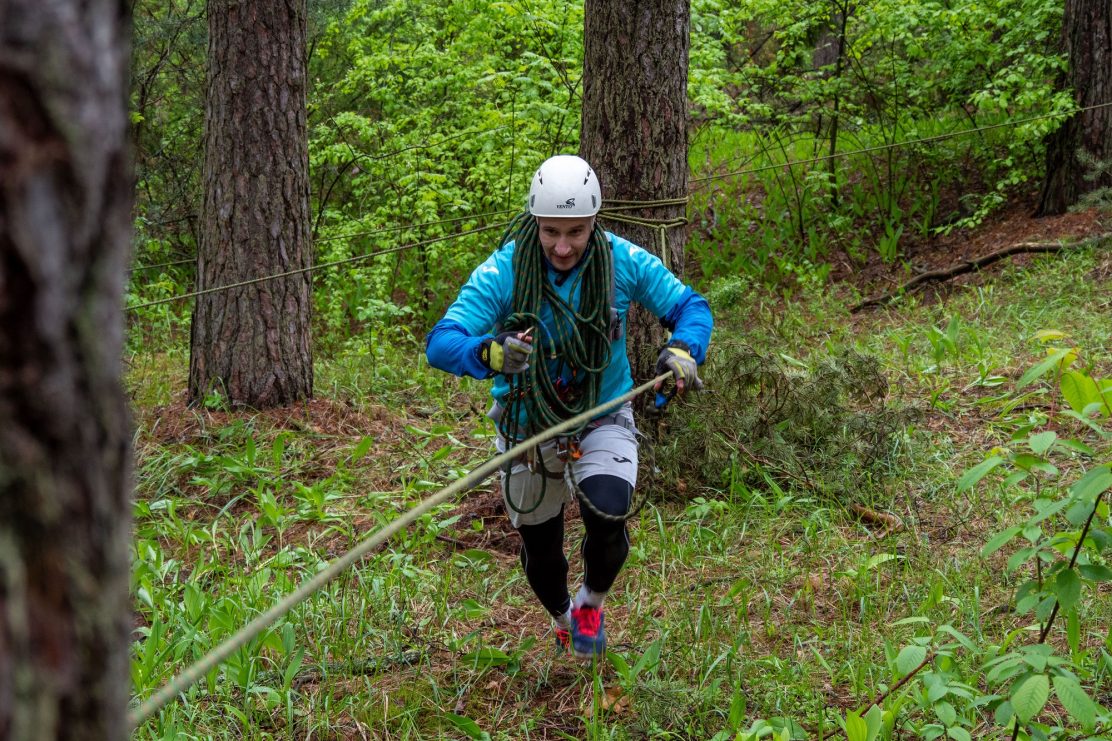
728, 689, 746, 728
1017, 349, 1071, 389
864, 704, 883, 741
1054, 568, 1081, 610
1027, 431, 1057, 455
938, 625, 977, 652
1060, 370, 1102, 414
1032, 329, 1066, 343
1067, 499, 1095, 525
1023, 650, 1048, 673
442, 712, 491, 741
461, 647, 510, 668
606, 651, 630, 677
351, 434, 375, 461
1079, 563, 1112, 581
982, 526, 1022, 557
1010, 673, 1049, 723
946, 728, 971, 741
1035, 594, 1057, 623
890, 616, 932, 627
863, 553, 901, 571
934, 700, 957, 726
897, 644, 927, 676
1069, 465, 1112, 502
945, 316, 961, 345
1028, 496, 1071, 524
1052, 675, 1097, 730
957, 455, 1003, 492
843, 711, 868, 741
927, 682, 949, 703
1082, 401, 1109, 420
1012, 454, 1057, 476
1056, 438, 1096, 456
632, 637, 663, 678
1067, 607, 1081, 655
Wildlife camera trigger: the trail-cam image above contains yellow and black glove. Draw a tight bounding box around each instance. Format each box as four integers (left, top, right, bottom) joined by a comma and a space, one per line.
654, 340, 703, 393
480, 330, 534, 374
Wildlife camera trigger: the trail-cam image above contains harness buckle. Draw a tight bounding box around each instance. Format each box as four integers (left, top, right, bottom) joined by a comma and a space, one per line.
556, 436, 582, 462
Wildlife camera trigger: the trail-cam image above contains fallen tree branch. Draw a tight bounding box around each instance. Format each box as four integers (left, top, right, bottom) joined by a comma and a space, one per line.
849, 503, 903, 534
851, 233, 1111, 313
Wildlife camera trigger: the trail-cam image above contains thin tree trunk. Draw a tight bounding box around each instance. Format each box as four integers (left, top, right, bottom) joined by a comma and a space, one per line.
0, 1, 134, 737
581, 0, 691, 414
189, 0, 314, 407
825, 1, 850, 209
1035, 0, 1112, 216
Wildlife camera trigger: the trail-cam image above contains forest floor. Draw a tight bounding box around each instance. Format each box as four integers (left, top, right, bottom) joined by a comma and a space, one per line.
845, 197, 1107, 300
127, 198, 1112, 740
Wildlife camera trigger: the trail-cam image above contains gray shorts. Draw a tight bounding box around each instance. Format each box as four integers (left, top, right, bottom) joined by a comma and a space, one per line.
495, 403, 639, 528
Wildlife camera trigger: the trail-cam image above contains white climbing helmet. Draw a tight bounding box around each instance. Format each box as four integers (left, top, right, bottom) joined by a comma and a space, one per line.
528, 154, 602, 217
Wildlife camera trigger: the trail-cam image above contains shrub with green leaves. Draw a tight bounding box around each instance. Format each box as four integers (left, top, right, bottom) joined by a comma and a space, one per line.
834, 338, 1112, 740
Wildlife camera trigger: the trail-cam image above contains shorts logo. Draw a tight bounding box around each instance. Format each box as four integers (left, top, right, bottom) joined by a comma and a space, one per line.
612, 456, 632, 464
556, 197, 576, 209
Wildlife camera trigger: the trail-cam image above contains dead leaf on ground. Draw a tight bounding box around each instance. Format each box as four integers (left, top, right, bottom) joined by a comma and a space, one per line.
600, 685, 630, 714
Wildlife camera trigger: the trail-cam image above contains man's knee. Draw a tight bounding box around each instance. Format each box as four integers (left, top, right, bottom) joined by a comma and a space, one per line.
578, 474, 632, 519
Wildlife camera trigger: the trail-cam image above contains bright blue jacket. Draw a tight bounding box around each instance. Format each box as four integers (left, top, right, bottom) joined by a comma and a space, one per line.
425, 231, 713, 420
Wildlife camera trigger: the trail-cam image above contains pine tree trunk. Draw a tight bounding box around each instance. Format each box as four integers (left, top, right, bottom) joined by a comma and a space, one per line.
189, 0, 314, 407
0, 1, 133, 737
1035, 0, 1112, 216
581, 0, 691, 413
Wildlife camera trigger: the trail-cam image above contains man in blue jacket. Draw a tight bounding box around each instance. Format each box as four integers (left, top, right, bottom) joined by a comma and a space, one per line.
426, 155, 712, 658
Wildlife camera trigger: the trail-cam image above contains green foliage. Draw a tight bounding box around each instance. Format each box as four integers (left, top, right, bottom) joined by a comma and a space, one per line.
306, 0, 584, 341
1073, 150, 1112, 214
829, 338, 1112, 739
128, 0, 1075, 347
687, 0, 1071, 284
129, 0, 206, 325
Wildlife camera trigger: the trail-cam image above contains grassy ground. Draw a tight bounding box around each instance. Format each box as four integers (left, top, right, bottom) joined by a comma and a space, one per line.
127, 242, 1112, 739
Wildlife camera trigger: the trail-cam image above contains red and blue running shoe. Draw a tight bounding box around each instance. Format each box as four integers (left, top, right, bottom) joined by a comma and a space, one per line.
570, 605, 606, 658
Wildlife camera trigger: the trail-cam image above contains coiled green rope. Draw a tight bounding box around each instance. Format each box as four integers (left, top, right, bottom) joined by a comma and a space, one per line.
493, 211, 615, 513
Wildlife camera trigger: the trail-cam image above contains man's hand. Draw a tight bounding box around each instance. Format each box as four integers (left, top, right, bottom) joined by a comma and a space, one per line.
654, 340, 703, 394
480, 329, 534, 374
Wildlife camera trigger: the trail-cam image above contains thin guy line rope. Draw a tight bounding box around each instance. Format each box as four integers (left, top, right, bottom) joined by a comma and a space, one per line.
129, 372, 671, 728
131, 98, 1112, 278
125, 221, 509, 312
128, 203, 678, 276
128, 209, 521, 274
128, 103, 1112, 298
691, 101, 1112, 185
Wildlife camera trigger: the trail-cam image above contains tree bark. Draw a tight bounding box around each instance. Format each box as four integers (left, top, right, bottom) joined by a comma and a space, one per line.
1035, 0, 1112, 216
189, 0, 314, 407
581, 0, 691, 414
0, 1, 133, 737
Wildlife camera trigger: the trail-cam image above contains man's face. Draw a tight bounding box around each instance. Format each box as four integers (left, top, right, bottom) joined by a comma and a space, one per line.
536, 215, 595, 271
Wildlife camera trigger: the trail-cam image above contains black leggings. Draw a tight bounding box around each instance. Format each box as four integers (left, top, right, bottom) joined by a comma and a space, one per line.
514, 474, 631, 617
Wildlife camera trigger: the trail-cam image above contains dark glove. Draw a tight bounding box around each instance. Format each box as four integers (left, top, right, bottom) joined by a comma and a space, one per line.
654, 340, 703, 393
480, 330, 534, 374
